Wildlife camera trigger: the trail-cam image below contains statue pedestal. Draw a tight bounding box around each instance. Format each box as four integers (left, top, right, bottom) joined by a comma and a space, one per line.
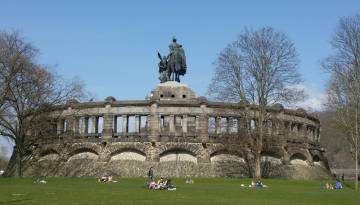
149, 81, 196, 101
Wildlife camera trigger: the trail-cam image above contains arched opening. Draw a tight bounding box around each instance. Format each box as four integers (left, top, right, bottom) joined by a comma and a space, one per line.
313, 155, 320, 162
110, 149, 146, 161
68, 148, 99, 161
260, 152, 282, 165
290, 153, 308, 165
159, 149, 197, 163
39, 149, 59, 161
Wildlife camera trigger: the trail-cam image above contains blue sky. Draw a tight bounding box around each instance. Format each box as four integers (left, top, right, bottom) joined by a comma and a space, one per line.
0, 0, 360, 158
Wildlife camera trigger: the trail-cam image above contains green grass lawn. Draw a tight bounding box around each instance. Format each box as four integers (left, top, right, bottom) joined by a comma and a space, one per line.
0, 177, 359, 205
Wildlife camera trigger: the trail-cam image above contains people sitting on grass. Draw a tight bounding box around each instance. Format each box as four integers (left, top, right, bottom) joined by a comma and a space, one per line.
255, 179, 263, 188
185, 177, 194, 184
250, 180, 256, 187
325, 182, 334, 190
148, 180, 156, 189
147, 177, 176, 190
155, 177, 164, 189
166, 178, 176, 191
34, 177, 47, 184
245, 179, 268, 188
334, 180, 343, 189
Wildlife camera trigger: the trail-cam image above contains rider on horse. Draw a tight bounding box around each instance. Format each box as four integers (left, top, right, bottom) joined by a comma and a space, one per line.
158, 37, 187, 83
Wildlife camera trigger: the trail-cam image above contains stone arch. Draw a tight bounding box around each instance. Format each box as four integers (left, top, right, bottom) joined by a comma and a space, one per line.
67, 147, 99, 161
68, 142, 101, 157
39, 144, 62, 155
290, 153, 307, 161
108, 142, 149, 156
260, 151, 282, 165
311, 154, 327, 167
110, 148, 147, 161
156, 143, 201, 158
287, 147, 310, 160
289, 153, 308, 165
210, 149, 245, 163
159, 148, 197, 163
39, 149, 60, 161
40, 148, 60, 157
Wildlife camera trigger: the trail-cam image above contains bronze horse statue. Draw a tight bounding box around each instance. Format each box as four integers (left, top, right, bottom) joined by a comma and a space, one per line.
158, 37, 187, 83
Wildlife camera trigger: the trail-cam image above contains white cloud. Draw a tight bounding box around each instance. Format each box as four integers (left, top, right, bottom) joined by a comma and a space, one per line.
294, 84, 327, 112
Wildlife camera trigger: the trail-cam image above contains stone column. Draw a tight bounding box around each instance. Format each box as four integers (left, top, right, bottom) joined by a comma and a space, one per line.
299, 124, 306, 139
308, 126, 313, 141
182, 115, 188, 133
237, 117, 242, 135
273, 120, 279, 135
83, 117, 89, 135
57, 119, 63, 135
122, 115, 128, 133
216, 116, 221, 135
169, 115, 175, 134
102, 113, 114, 138
149, 103, 160, 142
227, 117, 233, 134
74, 116, 80, 135
90, 116, 96, 134
198, 109, 209, 142
135, 115, 140, 133
66, 116, 75, 136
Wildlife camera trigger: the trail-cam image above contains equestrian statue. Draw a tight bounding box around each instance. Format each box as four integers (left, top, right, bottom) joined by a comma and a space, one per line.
157, 37, 187, 83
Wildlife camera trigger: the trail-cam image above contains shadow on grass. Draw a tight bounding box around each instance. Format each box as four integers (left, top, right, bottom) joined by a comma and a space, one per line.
0, 198, 32, 204
343, 181, 354, 190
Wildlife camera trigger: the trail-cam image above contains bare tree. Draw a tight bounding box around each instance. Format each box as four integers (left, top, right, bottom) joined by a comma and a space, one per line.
0, 145, 9, 171
208, 27, 303, 179
0, 31, 85, 177
323, 14, 360, 191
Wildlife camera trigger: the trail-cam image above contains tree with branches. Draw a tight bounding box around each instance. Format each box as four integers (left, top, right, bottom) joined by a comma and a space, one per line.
208, 27, 303, 179
0, 31, 85, 177
323, 14, 360, 191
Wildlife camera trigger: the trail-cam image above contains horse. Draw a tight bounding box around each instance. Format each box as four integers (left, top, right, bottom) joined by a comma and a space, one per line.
167, 47, 186, 82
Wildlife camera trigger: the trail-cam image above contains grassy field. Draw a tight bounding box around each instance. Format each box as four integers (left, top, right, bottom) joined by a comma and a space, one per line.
0, 178, 359, 205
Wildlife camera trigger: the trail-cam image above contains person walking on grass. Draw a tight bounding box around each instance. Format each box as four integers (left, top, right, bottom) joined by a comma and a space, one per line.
148, 167, 154, 182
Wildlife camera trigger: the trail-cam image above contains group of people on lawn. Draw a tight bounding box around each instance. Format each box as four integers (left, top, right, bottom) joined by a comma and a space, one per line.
98, 167, 345, 191
324, 180, 343, 190
147, 167, 176, 190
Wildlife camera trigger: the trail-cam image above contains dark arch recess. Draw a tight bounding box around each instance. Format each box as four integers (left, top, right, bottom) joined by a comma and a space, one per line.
312, 155, 320, 162
290, 153, 307, 161
69, 148, 99, 157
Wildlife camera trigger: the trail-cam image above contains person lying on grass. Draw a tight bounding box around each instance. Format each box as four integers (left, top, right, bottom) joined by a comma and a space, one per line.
98, 175, 118, 183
